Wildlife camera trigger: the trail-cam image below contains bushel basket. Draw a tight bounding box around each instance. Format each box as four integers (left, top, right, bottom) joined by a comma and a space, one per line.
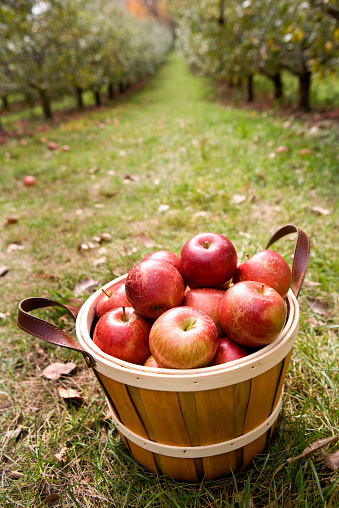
17, 224, 310, 482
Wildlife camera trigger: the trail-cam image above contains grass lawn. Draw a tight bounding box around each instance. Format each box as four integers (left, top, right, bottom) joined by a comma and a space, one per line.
0, 51, 338, 507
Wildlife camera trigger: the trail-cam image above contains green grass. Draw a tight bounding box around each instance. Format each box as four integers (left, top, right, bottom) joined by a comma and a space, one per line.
0, 52, 338, 507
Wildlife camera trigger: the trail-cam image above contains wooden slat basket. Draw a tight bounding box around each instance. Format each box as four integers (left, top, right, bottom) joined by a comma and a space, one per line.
17, 224, 310, 482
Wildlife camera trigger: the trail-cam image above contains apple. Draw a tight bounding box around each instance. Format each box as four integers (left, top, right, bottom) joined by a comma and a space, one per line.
182, 287, 225, 338
23, 175, 36, 186
93, 306, 151, 364
219, 281, 287, 348
95, 281, 130, 319
48, 141, 57, 150
233, 249, 292, 298
125, 259, 185, 319
209, 337, 250, 366
149, 306, 218, 369
142, 250, 180, 270
179, 232, 237, 289
144, 355, 162, 368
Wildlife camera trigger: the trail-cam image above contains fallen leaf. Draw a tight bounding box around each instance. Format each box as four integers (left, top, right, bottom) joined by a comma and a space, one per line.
4, 217, 18, 226
318, 449, 339, 471
93, 256, 107, 266
299, 148, 312, 156
0, 266, 9, 277
303, 279, 321, 288
54, 447, 68, 463
276, 145, 289, 153
311, 206, 331, 216
74, 277, 99, 296
158, 204, 170, 212
0, 312, 10, 319
306, 298, 331, 316
7, 243, 25, 253
6, 470, 23, 480
42, 362, 77, 380
40, 493, 60, 507
231, 194, 246, 204
6, 425, 23, 440
58, 387, 88, 404
287, 435, 338, 463
123, 174, 138, 183
137, 232, 155, 248
99, 232, 112, 242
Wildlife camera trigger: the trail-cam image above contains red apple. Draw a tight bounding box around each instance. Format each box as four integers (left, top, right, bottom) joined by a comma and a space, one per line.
149, 307, 218, 369
48, 141, 57, 150
95, 281, 130, 319
23, 175, 36, 186
93, 306, 151, 364
233, 249, 292, 298
182, 287, 225, 338
125, 259, 185, 319
144, 355, 162, 368
142, 250, 180, 270
179, 232, 237, 289
209, 337, 250, 366
219, 281, 287, 348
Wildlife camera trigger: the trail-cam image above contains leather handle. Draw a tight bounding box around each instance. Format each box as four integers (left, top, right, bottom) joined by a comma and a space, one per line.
17, 297, 96, 367
265, 224, 310, 299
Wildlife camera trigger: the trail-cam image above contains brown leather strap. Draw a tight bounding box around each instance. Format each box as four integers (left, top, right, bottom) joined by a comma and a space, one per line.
266, 224, 310, 299
17, 297, 96, 367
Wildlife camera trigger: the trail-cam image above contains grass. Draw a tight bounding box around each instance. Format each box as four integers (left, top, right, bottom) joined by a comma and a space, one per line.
0, 51, 338, 507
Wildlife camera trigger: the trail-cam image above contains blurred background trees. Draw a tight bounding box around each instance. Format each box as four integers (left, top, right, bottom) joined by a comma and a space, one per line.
169, 0, 339, 111
0, 0, 173, 120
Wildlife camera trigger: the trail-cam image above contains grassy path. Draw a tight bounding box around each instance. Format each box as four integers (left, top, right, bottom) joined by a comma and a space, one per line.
0, 52, 338, 507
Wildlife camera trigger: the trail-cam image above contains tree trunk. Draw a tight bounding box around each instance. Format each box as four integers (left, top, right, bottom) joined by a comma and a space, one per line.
119, 82, 125, 94
298, 71, 311, 111
2, 95, 9, 110
272, 72, 283, 100
93, 88, 101, 106
39, 89, 53, 120
247, 75, 254, 102
75, 86, 84, 110
108, 83, 115, 100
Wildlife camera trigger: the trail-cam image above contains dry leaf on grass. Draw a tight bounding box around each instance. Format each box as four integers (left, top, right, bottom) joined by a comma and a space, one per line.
7, 243, 25, 253
6, 425, 23, 440
74, 277, 99, 296
0, 266, 9, 277
6, 470, 23, 480
57, 387, 88, 404
306, 298, 331, 316
39, 493, 60, 507
230, 194, 246, 204
287, 435, 338, 463
311, 206, 331, 216
318, 449, 339, 471
42, 362, 77, 380
137, 232, 155, 248
4, 217, 18, 226
54, 447, 68, 463
303, 279, 321, 288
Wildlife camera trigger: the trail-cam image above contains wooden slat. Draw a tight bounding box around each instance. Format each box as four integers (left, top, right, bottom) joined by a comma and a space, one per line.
155, 454, 199, 482
97, 373, 149, 439
243, 362, 283, 434
202, 451, 237, 481
195, 386, 235, 445
242, 363, 283, 466
127, 386, 157, 441
177, 392, 200, 446
138, 389, 192, 446
233, 380, 251, 469
272, 349, 293, 410
126, 439, 158, 474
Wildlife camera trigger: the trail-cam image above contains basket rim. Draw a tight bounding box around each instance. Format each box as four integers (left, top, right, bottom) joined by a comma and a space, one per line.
76, 275, 299, 391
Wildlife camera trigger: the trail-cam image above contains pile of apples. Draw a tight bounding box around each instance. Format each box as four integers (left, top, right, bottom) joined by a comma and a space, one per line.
93, 232, 291, 369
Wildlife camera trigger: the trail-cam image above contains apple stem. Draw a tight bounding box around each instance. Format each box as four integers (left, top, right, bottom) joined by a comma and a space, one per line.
260, 284, 265, 294
185, 320, 196, 332
101, 288, 110, 299
122, 305, 127, 321
246, 253, 250, 259
203, 241, 210, 249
